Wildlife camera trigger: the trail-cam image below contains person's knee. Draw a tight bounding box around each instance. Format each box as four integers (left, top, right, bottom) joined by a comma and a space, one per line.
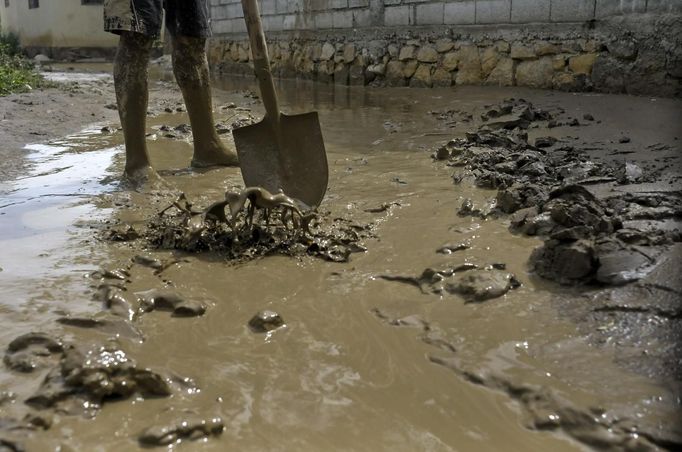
119, 31, 154, 54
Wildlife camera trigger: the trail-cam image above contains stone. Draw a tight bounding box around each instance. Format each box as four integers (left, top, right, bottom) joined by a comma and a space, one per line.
480, 47, 499, 78
591, 55, 627, 93
343, 43, 356, 63
320, 42, 335, 61
552, 55, 567, 71
442, 51, 459, 71
367, 63, 386, 75
403, 60, 419, 78
349, 64, 366, 85
230, 43, 240, 61
385, 60, 406, 86
446, 269, 519, 302
237, 46, 249, 62
535, 41, 559, 56
553, 72, 586, 91
568, 53, 598, 75
485, 57, 514, 86
435, 39, 454, 53
4, 333, 63, 373
516, 57, 554, 88
417, 46, 439, 63
410, 64, 433, 88
387, 43, 399, 58
432, 68, 453, 87
454, 46, 482, 85
607, 39, 638, 61
511, 42, 536, 60
139, 417, 224, 447
248, 310, 285, 333
399, 45, 416, 61
495, 40, 511, 53
334, 64, 349, 84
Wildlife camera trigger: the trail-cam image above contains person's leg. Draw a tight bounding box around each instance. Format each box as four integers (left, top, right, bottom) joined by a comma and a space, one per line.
114, 31, 155, 180
171, 35, 238, 167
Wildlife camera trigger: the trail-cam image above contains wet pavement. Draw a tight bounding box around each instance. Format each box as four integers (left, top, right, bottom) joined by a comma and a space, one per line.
0, 68, 681, 450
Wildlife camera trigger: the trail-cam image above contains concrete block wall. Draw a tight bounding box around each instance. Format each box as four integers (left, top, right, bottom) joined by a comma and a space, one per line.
210, 0, 682, 33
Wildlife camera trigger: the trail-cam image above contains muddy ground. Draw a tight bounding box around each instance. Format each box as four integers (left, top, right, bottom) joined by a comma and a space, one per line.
0, 63, 681, 451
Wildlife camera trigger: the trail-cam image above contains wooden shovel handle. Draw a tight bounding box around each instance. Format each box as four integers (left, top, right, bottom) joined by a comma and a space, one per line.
241, 0, 279, 120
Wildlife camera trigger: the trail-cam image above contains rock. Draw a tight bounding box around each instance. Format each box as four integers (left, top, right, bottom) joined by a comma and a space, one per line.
531, 239, 596, 283
56, 315, 143, 340
417, 46, 438, 63
516, 57, 554, 89
410, 64, 433, 88
485, 58, 514, 86
552, 55, 567, 71
136, 289, 207, 317
132, 254, 164, 270
343, 43, 356, 63
535, 41, 559, 56
616, 161, 643, 184
33, 54, 51, 62
403, 60, 419, 78
534, 136, 557, 148
455, 46, 482, 85
435, 39, 454, 53
349, 64, 366, 85
25, 344, 176, 412
553, 72, 586, 91
4, 333, 63, 373
480, 47, 499, 78
432, 68, 453, 87
591, 55, 628, 93
248, 310, 285, 333
618, 136, 631, 144
436, 243, 470, 254
237, 46, 249, 62
510, 42, 535, 60
139, 417, 224, 447
398, 45, 416, 61
367, 63, 386, 76
594, 241, 655, 286
385, 61, 406, 86
568, 53, 598, 75
446, 269, 520, 302
495, 40, 511, 53
320, 42, 335, 61
606, 39, 638, 61
442, 51, 459, 71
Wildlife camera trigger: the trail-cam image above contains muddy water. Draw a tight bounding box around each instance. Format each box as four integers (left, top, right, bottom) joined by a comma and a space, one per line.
1, 74, 680, 450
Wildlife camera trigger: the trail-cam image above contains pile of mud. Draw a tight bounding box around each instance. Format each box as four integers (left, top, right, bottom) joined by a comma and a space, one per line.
134, 190, 372, 263
433, 98, 681, 286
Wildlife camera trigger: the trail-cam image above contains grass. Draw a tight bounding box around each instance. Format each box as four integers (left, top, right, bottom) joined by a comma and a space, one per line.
0, 31, 45, 96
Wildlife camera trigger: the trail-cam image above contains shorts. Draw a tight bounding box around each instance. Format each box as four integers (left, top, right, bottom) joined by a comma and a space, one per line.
104, 0, 211, 39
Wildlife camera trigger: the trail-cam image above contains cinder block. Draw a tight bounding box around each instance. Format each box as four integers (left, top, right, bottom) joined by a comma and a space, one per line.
444, 1, 475, 24
330, 0, 349, 9
551, 0, 596, 22
595, 0, 646, 18
333, 10, 354, 27
348, 0, 370, 8
232, 18, 247, 33
511, 0, 550, 23
260, 0, 276, 15
211, 19, 232, 34
276, 0, 300, 14
384, 0, 402, 5
647, 0, 682, 13
210, 6, 229, 20
263, 14, 284, 31
315, 11, 333, 28
282, 14, 298, 29
226, 3, 243, 18
384, 5, 411, 26
416, 2, 444, 24
352, 8, 372, 26
476, 0, 511, 24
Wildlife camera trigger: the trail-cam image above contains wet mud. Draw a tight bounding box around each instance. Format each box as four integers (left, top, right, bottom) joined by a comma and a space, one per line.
1, 67, 681, 450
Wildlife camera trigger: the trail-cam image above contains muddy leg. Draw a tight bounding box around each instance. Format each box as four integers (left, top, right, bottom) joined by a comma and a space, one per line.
114, 32, 156, 182
171, 36, 238, 168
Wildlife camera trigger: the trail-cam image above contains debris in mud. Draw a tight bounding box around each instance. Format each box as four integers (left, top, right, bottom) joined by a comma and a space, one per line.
436, 242, 470, 254
380, 265, 519, 302
136, 189, 372, 264
56, 315, 144, 340
3, 333, 63, 373
138, 416, 224, 446
248, 310, 285, 333
136, 289, 207, 317
432, 105, 681, 287
24, 343, 188, 414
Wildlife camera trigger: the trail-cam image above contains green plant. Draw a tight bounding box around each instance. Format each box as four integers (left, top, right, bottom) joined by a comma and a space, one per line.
0, 40, 43, 95
0, 31, 21, 56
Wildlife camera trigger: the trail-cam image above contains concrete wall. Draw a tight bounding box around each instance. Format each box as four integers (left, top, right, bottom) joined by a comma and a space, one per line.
209, 0, 682, 33
1, 0, 117, 52
208, 0, 682, 96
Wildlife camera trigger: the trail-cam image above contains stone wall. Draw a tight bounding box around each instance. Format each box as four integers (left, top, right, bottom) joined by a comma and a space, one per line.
207, 1, 682, 96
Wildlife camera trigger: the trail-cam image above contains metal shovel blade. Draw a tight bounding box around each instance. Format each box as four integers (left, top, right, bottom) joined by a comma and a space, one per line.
233, 112, 328, 208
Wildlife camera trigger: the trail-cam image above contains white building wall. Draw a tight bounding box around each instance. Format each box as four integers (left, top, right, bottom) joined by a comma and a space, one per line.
1, 0, 117, 48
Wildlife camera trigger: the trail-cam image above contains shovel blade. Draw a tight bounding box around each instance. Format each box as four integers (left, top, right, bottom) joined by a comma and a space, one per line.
232, 112, 328, 208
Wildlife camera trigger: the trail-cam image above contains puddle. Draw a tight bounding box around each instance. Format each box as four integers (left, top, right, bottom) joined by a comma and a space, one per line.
1, 73, 680, 450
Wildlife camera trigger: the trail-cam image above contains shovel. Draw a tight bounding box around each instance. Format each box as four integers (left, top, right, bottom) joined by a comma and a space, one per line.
232, 0, 328, 208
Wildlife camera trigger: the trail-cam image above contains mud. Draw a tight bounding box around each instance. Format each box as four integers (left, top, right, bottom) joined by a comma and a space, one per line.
1, 67, 681, 450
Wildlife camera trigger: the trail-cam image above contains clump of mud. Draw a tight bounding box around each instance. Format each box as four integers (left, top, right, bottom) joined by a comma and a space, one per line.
432, 98, 681, 286
140, 190, 372, 263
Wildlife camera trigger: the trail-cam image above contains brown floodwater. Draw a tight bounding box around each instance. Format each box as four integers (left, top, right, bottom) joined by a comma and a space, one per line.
1, 70, 680, 450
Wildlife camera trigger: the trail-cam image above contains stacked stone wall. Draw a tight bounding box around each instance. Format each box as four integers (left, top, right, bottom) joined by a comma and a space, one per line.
207, 1, 682, 96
